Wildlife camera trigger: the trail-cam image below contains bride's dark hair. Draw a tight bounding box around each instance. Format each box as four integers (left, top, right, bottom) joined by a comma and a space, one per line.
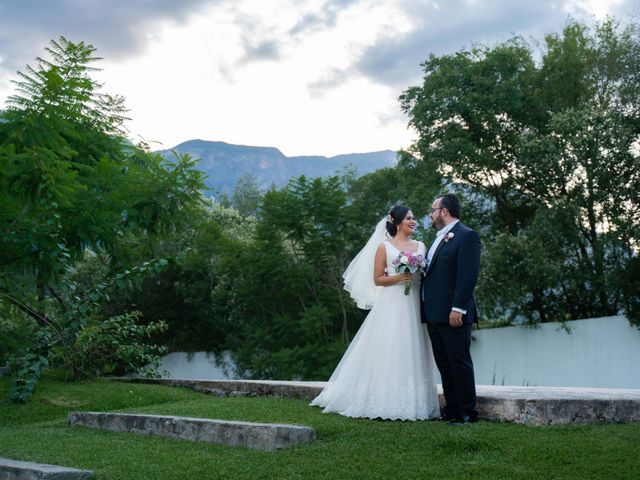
385, 205, 410, 237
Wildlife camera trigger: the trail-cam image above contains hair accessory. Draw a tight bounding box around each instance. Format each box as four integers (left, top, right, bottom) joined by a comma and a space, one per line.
386, 214, 394, 224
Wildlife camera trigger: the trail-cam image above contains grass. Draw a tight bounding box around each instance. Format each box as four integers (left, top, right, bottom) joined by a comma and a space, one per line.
1, 372, 639, 479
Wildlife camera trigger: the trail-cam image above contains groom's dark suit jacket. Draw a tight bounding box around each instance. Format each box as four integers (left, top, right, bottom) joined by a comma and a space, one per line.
420, 221, 481, 324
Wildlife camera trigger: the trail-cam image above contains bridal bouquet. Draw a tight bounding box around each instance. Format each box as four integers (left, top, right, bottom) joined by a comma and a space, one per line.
392, 251, 427, 295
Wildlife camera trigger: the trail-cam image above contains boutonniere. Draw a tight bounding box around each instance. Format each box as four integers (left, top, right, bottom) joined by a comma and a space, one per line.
443, 232, 455, 243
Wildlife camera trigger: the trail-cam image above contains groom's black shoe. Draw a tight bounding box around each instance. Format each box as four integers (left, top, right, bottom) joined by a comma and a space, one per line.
448, 415, 476, 426
439, 412, 457, 422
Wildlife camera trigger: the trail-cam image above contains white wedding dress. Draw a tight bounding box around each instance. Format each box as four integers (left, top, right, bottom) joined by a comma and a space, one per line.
310, 240, 440, 420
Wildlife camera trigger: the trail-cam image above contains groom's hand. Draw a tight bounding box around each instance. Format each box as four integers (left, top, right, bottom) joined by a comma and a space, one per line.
449, 311, 463, 328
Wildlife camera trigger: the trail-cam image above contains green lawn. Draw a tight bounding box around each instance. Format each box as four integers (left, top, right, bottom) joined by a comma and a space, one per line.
1, 373, 638, 479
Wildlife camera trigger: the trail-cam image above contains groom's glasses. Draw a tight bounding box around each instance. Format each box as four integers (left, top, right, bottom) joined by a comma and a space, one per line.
429, 207, 443, 214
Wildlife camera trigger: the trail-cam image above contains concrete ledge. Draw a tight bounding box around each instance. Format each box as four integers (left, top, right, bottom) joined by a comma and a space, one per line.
68, 412, 315, 451
0, 457, 93, 479
476, 385, 640, 425
122, 378, 640, 425
124, 378, 326, 400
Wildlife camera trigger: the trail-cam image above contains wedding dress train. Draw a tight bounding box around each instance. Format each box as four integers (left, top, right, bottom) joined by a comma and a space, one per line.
310, 240, 440, 420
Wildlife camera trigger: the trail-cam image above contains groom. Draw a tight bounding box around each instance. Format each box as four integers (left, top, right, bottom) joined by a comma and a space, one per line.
421, 193, 481, 425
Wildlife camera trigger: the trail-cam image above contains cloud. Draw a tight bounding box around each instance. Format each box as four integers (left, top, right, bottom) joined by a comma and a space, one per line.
376, 107, 410, 129
289, 0, 362, 36
303, 0, 568, 96
235, 0, 364, 68
353, 0, 570, 89
308, 68, 351, 97
338, 0, 639, 91
232, 9, 286, 66
239, 38, 282, 64
0, 0, 215, 75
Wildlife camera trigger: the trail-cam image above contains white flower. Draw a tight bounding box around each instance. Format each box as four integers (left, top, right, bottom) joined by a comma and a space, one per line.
444, 232, 455, 243
400, 255, 409, 264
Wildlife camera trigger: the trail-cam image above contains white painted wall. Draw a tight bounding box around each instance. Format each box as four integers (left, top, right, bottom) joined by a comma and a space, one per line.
158, 351, 236, 380
470, 316, 640, 389
158, 316, 640, 389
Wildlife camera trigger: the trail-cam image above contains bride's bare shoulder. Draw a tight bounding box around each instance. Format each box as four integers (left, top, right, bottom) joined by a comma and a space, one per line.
375, 242, 388, 263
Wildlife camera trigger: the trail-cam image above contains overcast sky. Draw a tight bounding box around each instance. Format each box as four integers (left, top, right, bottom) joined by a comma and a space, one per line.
0, 0, 637, 156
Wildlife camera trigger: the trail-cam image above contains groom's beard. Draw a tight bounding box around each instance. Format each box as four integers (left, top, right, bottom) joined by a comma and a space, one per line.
431, 218, 444, 231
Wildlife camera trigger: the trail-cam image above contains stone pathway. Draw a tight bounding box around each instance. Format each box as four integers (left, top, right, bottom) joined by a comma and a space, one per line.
124, 378, 640, 425
0, 457, 93, 479
68, 412, 315, 451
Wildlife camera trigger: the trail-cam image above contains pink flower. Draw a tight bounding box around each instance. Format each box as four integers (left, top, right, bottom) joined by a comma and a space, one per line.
393, 249, 428, 296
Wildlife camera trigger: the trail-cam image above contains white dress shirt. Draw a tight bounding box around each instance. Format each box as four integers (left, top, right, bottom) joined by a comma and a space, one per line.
427, 220, 459, 267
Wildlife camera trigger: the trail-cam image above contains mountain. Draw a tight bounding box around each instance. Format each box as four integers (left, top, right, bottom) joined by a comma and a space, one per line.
156, 139, 398, 196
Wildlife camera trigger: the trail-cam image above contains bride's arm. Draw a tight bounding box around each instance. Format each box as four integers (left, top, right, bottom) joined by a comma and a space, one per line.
373, 243, 412, 286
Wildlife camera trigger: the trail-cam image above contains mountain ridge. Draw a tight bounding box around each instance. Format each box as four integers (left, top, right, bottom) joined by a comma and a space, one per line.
157, 139, 398, 196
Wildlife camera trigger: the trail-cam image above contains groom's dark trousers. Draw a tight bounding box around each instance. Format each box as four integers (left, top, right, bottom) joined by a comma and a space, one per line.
421, 221, 481, 420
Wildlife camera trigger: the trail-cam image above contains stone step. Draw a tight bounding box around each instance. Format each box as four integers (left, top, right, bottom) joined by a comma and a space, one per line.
476, 385, 640, 424
0, 457, 93, 479
123, 378, 640, 425
125, 378, 326, 400
67, 412, 315, 451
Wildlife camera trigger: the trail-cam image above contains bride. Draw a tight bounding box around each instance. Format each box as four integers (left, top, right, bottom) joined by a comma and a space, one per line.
310, 206, 440, 420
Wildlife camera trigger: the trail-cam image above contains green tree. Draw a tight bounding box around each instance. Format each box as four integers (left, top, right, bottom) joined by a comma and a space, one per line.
103, 200, 257, 353
219, 175, 363, 379
400, 35, 542, 234
401, 18, 640, 324
230, 172, 263, 218
0, 37, 206, 400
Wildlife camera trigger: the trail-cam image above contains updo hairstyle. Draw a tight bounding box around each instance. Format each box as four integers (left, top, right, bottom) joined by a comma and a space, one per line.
385, 205, 410, 237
